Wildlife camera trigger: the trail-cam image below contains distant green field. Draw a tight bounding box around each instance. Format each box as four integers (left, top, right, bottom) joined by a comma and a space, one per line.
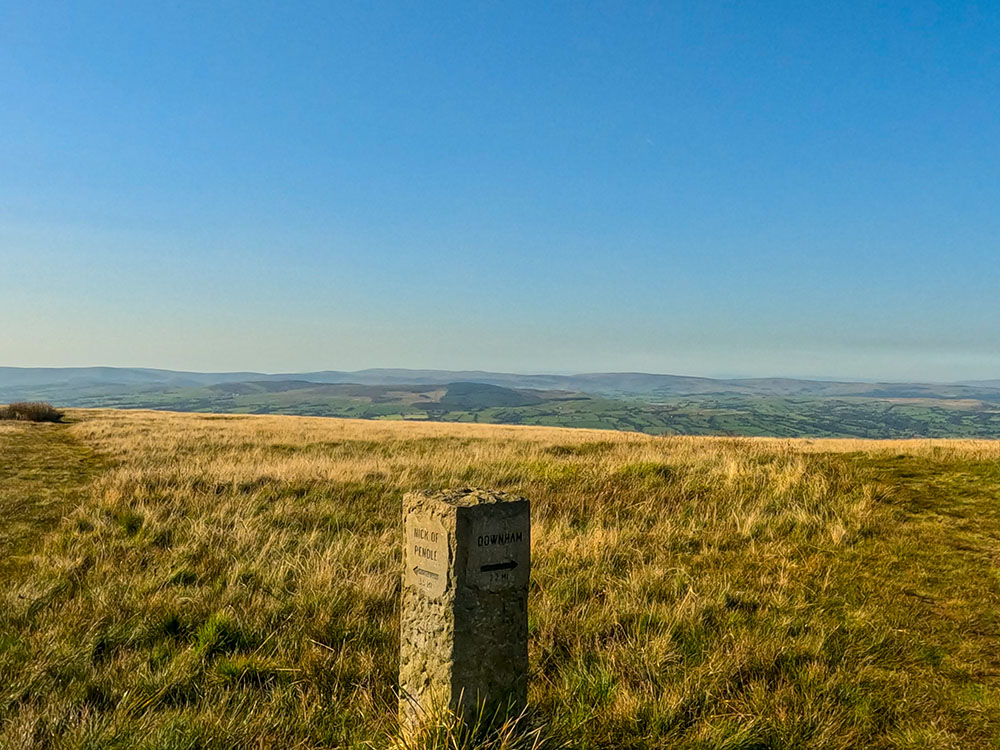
34, 379, 1000, 439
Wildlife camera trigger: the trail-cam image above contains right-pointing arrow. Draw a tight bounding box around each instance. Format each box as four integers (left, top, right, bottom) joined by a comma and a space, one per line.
480, 560, 518, 572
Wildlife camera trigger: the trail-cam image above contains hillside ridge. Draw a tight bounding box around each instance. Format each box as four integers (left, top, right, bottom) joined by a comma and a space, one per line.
4, 367, 1000, 439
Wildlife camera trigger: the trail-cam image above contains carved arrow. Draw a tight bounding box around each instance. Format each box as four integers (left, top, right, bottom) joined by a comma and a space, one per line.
480, 560, 518, 572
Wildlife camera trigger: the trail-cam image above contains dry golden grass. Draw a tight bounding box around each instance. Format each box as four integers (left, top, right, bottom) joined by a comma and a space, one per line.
3, 409, 1000, 749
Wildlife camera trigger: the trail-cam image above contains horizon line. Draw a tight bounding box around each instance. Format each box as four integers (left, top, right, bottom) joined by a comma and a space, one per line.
2, 363, 996, 387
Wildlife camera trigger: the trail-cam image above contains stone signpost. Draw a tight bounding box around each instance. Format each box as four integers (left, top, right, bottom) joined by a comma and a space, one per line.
399, 488, 530, 731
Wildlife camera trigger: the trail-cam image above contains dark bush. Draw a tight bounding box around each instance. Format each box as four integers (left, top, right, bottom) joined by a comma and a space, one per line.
0, 402, 64, 423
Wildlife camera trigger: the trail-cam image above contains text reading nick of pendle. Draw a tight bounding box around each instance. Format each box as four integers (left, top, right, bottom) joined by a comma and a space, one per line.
413, 526, 440, 560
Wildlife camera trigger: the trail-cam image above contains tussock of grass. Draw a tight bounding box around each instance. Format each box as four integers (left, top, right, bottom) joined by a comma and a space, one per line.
0, 401, 63, 422
2, 410, 1000, 748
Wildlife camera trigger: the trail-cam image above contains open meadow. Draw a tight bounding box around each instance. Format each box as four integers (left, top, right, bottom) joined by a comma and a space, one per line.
3, 409, 1000, 749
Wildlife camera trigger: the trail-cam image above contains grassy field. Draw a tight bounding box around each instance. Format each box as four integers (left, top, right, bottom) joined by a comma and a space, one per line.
3, 410, 1000, 748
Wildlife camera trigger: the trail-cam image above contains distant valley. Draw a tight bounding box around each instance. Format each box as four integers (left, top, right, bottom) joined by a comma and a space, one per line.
3, 366, 1000, 439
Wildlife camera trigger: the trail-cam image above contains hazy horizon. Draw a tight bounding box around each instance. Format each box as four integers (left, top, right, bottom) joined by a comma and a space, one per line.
2, 361, 995, 386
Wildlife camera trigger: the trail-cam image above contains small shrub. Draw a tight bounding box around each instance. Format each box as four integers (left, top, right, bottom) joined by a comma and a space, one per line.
0, 401, 63, 422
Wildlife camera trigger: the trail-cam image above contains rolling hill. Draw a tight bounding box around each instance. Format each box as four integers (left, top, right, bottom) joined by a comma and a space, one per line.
3, 367, 1000, 438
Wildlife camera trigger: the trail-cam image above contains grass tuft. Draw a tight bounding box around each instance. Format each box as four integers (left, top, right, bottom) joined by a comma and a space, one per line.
390, 702, 566, 750
215, 655, 285, 688
194, 612, 250, 657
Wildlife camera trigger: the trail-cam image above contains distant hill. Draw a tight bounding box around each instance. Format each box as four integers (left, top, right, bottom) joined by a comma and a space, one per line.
437, 382, 545, 409
4, 366, 1000, 438
961, 380, 1000, 389
197, 380, 544, 409
0, 366, 265, 389
4, 366, 1000, 400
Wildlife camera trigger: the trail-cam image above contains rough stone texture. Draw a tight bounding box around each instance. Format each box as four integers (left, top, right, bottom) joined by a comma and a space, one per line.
399, 488, 530, 731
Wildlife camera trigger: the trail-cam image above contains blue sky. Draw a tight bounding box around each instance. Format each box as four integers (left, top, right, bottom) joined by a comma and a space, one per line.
2, 1, 997, 380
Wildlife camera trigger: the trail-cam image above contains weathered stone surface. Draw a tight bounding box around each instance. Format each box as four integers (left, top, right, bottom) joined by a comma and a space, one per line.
399, 488, 530, 731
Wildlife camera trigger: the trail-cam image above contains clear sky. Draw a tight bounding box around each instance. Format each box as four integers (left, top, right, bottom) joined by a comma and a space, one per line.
2, 2, 998, 381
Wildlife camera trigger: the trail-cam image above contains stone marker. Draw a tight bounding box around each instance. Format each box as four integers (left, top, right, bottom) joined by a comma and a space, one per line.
399, 488, 530, 731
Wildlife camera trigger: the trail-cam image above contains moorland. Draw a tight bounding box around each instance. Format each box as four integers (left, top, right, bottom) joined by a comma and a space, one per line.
3, 408, 1000, 748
